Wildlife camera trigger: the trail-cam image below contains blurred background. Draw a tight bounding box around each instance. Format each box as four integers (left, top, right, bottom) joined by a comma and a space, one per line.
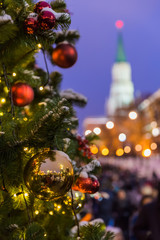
37, 1, 160, 239
38, 0, 160, 133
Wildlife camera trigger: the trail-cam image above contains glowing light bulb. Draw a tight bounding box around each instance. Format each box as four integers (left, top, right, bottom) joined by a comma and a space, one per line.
101, 148, 109, 156
37, 43, 42, 48
93, 127, 101, 135
24, 147, 28, 151
24, 193, 28, 197
142, 149, 151, 157
0, 98, 6, 104
119, 133, 126, 142
12, 72, 16, 77
35, 210, 39, 215
39, 86, 44, 91
106, 121, 114, 129
14, 194, 17, 197
75, 192, 79, 198
0, 112, 3, 116
62, 211, 65, 214
129, 111, 137, 120
85, 130, 92, 136
49, 211, 53, 215
44, 233, 47, 237
57, 205, 61, 210
124, 146, 131, 153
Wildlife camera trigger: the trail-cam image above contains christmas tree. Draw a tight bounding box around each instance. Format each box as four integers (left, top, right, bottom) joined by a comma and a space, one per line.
0, 1, 114, 239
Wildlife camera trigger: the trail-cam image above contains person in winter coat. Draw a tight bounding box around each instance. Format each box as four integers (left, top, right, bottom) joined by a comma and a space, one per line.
133, 187, 160, 240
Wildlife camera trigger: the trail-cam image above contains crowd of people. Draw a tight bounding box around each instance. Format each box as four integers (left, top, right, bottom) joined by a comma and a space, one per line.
84, 164, 160, 240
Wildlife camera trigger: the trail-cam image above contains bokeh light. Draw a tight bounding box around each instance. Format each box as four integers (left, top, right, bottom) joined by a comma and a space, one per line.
90, 145, 98, 154
152, 128, 160, 137
124, 146, 131, 154
151, 121, 157, 128
93, 127, 101, 135
142, 149, 151, 157
85, 130, 92, 136
119, 133, 126, 142
0, 98, 6, 104
101, 147, 109, 156
106, 121, 114, 129
129, 111, 137, 120
116, 148, 124, 156
150, 142, 157, 150
135, 144, 142, 152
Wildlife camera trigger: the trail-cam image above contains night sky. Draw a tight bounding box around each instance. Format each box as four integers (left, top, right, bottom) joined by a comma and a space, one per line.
37, 0, 160, 132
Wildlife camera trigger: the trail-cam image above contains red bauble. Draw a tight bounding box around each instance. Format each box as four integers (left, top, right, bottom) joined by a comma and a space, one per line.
72, 177, 100, 194
24, 17, 38, 34
52, 42, 78, 68
11, 83, 34, 107
34, 1, 51, 14
38, 8, 56, 30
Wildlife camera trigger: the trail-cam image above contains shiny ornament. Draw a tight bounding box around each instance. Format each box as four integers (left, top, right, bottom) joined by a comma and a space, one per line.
52, 42, 78, 68
24, 17, 38, 34
38, 8, 56, 30
77, 136, 92, 159
72, 176, 100, 194
66, 190, 85, 212
34, 1, 51, 14
12, 82, 34, 107
24, 150, 74, 200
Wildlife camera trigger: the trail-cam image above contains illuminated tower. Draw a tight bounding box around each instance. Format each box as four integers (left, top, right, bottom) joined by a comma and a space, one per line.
106, 20, 134, 116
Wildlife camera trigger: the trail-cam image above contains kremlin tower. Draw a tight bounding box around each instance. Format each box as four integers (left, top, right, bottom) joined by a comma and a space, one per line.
106, 20, 134, 116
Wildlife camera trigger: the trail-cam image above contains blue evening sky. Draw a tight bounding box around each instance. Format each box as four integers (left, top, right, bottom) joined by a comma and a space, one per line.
37, 0, 160, 133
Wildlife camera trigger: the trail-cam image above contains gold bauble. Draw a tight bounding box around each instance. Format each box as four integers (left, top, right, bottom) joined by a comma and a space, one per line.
24, 150, 74, 200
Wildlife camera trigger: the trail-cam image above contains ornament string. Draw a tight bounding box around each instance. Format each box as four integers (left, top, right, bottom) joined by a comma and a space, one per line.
42, 48, 50, 86
71, 188, 80, 238
21, 185, 31, 223
2, 63, 15, 117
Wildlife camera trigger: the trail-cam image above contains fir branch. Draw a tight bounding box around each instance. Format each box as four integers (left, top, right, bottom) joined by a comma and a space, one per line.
51, 0, 67, 12
55, 15, 71, 30
79, 223, 115, 240
0, 23, 18, 43
55, 30, 80, 45
25, 222, 45, 240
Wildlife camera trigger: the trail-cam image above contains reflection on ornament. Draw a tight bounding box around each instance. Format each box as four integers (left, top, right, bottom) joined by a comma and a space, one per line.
38, 8, 56, 30
52, 42, 78, 68
72, 177, 100, 194
24, 150, 74, 200
24, 17, 38, 34
34, 1, 51, 14
66, 190, 85, 212
12, 82, 34, 107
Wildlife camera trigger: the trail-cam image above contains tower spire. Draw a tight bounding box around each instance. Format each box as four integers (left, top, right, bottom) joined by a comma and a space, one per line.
106, 20, 134, 116
115, 20, 126, 62
116, 33, 126, 62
